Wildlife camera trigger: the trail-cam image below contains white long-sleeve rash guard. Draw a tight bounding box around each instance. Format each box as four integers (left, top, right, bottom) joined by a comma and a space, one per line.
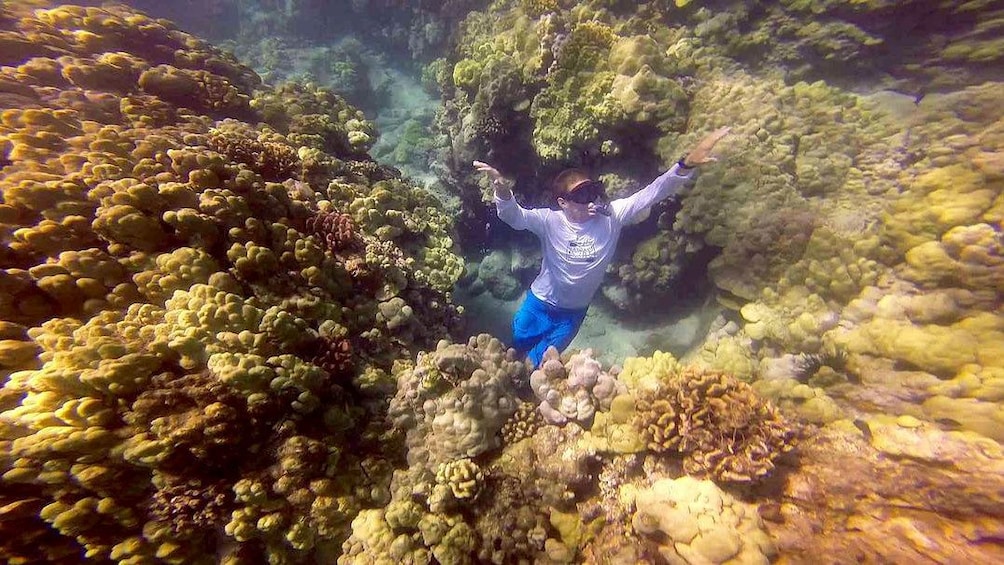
494, 164, 695, 310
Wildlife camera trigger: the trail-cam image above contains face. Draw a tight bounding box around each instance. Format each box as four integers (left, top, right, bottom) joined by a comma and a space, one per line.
559, 180, 608, 222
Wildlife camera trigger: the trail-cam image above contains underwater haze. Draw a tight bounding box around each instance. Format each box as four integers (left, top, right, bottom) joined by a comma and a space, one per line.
1, 1, 1002, 563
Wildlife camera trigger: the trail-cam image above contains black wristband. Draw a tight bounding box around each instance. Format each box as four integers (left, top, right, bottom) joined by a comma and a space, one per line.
677, 154, 695, 170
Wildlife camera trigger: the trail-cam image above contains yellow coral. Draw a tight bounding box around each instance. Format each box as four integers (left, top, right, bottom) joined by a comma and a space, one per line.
452, 58, 483, 90
838, 313, 1003, 375
436, 457, 484, 500
631, 476, 776, 564
903, 223, 1003, 292
618, 350, 680, 392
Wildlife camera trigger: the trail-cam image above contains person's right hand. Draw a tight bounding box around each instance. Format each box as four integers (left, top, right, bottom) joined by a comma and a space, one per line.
473, 160, 503, 182
474, 160, 512, 199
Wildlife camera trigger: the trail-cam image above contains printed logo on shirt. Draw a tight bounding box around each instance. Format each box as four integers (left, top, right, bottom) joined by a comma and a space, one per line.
567, 235, 598, 262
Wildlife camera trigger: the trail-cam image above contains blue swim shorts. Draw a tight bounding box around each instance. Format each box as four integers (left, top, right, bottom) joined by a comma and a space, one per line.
511, 291, 588, 368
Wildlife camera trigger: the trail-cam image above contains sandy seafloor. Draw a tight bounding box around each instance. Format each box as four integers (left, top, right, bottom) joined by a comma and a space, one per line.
455, 283, 720, 368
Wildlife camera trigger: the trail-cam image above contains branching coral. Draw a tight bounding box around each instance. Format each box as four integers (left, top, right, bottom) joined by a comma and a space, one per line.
149, 476, 232, 536
501, 400, 544, 445
310, 335, 355, 384
431, 457, 484, 512
307, 209, 360, 253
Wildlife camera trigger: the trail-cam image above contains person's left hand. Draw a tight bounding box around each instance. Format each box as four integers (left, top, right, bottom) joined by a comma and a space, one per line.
684, 126, 731, 166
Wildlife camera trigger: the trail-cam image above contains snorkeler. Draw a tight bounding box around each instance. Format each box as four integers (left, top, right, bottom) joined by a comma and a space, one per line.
474, 126, 730, 368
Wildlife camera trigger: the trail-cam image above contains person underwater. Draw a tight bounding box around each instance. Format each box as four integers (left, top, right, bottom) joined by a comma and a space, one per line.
474, 126, 730, 368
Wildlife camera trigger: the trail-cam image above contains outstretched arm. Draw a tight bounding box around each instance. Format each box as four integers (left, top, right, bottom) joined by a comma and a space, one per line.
474, 160, 512, 200
612, 127, 731, 224
682, 126, 731, 167
474, 160, 546, 234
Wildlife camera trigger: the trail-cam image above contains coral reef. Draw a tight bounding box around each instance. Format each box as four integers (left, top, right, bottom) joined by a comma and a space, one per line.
634, 365, 797, 483
529, 347, 624, 427
3, 0, 1004, 563
344, 335, 804, 563
388, 334, 524, 470
631, 476, 776, 564
0, 3, 463, 563
761, 418, 1004, 564
341, 334, 531, 563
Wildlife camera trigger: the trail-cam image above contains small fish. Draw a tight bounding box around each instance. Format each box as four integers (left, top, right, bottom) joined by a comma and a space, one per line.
852, 418, 873, 442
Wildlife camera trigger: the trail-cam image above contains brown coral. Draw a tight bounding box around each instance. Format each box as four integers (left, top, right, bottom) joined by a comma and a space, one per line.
634, 391, 680, 452
149, 476, 232, 536
125, 370, 279, 472
634, 367, 797, 483
0, 495, 82, 565
710, 207, 818, 300
473, 473, 549, 564
138, 65, 253, 119
307, 209, 360, 253
208, 123, 300, 181
311, 335, 355, 382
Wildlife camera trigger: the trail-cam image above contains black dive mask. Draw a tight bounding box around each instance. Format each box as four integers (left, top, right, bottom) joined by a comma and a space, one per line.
566, 180, 611, 216
566, 180, 606, 204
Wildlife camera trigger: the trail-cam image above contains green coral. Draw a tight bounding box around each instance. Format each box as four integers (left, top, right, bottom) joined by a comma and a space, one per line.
421, 57, 451, 95
530, 21, 620, 161
520, 0, 561, 18
452, 58, 484, 90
